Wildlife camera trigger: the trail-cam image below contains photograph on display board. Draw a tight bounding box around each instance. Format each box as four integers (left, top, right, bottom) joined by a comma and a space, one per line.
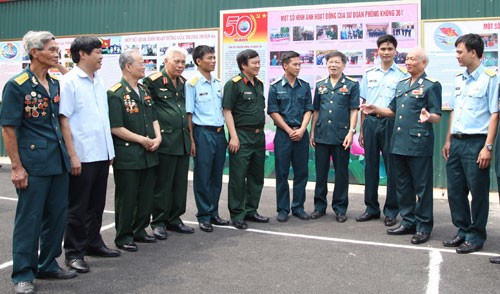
269, 51, 282, 66
391, 22, 416, 39
482, 51, 498, 68
101, 36, 121, 54
340, 24, 363, 40
298, 50, 315, 65
178, 42, 196, 70
316, 25, 338, 40
315, 50, 337, 65
141, 44, 157, 56
366, 23, 389, 38
365, 48, 378, 65
270, 27, 290, 42
395, 50, 408, 64
344, 50, 363, 65
293, 26, 315, 41
479, 33, 498, 49
144, 58, 157, 71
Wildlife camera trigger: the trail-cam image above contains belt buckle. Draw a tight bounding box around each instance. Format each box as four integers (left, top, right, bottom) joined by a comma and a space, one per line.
216, 127, 222, 133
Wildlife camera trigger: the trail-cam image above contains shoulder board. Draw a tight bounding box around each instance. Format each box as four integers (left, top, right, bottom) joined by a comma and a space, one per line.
14, 72, 29, 85
256, 76, 263, 83
49, 74, 59, 81
484, 68, 496, 77
366, 66, 377, 72
232, 75, 242, 83
345, 76, 358, 83
179, 75, 186, 83
316, 77, 328, 84
187, 76, 199, 87
148, 72, 163, 81
270, 78, 281, 85
109, 83, 122, 93
397, 65, 408, 74
425, 76, 437, 83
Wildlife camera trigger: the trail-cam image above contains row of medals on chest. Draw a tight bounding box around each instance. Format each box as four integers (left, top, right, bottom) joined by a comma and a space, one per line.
24, 91, 60, 118
123, 87, 152, 113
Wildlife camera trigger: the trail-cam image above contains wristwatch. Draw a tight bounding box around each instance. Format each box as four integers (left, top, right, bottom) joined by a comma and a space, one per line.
485, 143, 493, 151
350, 129, 356, 134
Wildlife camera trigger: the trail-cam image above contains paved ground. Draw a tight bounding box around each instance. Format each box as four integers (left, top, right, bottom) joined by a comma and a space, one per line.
1, 161, 500, 294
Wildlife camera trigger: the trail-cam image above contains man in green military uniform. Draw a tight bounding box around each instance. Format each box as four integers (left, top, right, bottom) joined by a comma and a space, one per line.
1, 31, 76, 294
223, 49, 269, 230
143, 46, 195, 237
361, 47, 442, 245
108, 50, 161, 252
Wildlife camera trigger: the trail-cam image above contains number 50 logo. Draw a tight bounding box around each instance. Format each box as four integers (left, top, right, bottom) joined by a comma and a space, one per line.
224, 15, 256, 38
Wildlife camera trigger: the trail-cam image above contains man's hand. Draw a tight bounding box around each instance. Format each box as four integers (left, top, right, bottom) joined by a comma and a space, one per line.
419, 108, 431, 123
358, 132, 364, 148
70, 155, 82, 176
12, 165, 29, 190
149, 137, 161, 152
289, 128, 305, 142
140, 137, 154, 150
477, 147, 492, 169
441, 141, 450, 160
343, 133, 354, 150
190, 142, 196, 157
359, 104, 376, 114
228, 136, 240, 154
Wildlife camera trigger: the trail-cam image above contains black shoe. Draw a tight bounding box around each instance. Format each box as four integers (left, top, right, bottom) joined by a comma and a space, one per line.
232, 220, 248, 230
36, 268, 77, 279
336, 214, 347, 223
167, 223, 195, 234
116, 242, 138, 252
490, 256, 500, 264
199, 222, 213, 232
384, 217, 397, 227
277, 212, 289, 222
244, 213, 269, 223
356, 212, 380, 222
211, 216, 230, 226
456, 241, 482, 254
411, 232, 430, 244
134, 234, 156, 243
387, 225, 416, 235
14, 281, 35, 294
443, 235, 465, 247
65, 258, 89, 273
292, 211, 311, 220
311, 211, 326, 219
86, 246, 121, 257
153, 227, 167, 240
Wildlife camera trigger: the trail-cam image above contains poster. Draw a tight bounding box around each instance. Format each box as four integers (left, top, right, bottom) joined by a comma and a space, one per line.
0, 29, 219, 100
220, 1, 420, 183
423, 18, 500, 108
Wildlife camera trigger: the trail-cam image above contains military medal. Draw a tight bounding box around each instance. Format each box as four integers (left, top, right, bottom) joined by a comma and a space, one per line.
32, 76, 38, 85
163, 77, 168, 85
340, 85, 349, 93
32, 110, 39, 117
31, 91, 36, 97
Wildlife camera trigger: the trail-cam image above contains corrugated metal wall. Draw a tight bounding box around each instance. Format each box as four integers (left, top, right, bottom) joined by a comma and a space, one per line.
0, 0, 499, 189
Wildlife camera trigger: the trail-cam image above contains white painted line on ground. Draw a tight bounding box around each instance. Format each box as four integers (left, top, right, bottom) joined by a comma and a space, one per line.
0, 196, 18, 202
426, 249, 443, 294
0, 260, 13, 269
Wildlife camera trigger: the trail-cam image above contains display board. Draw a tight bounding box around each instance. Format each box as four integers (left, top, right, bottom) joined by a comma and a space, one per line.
0, 29, 219, 100
220, 0, 420, 183
423, 18, 500, 109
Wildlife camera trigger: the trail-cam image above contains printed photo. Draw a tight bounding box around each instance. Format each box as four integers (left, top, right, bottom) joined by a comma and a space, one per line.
270, 27, 290, 42
340, 24, 363, 40
366, 24, 389, 38
391, 22, 416, 39
293, 26, 315, 41
316, 25, 338, 40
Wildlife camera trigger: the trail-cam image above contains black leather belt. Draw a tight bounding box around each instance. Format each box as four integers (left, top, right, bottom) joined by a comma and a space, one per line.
237, 127, 263, 134
451, 133, 486, 139
194, 124, 224, 133
368, 113, 383, 119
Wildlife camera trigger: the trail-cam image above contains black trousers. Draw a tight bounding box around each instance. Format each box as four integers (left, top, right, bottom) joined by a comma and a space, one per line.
64, 160, 110, 259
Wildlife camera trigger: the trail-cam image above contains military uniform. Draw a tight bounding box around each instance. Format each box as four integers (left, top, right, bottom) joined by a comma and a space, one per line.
448, 65, 498, 246
0, 69, 70, 284
222, 73, 266, 221
143, 69, 191, 228
108, 79, 159, 246
312, 74, 359, 215
389, 73, 442, 234
360, 63, 408, 218
267, 76, 313, 215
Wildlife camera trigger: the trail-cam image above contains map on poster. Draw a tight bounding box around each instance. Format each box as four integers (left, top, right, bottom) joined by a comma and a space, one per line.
0, 29, 218, 101
423, 18, 500, 109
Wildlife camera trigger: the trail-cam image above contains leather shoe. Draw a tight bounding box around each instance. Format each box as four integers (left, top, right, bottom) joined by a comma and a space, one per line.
199, 222, 213, 232
86, 246, 121, 257
117, 242, 138, 252
442, 235, 465, 247
65, 258, 89, 273
456, 241, 482, 254
292, 211, 311, 220
244, 213, 269, 223
211, 216, 230, 226
36, 267, 77, 279
384, 217, 397, 227
14, 281, 35, 294
336, 214, 347, 223
134, 234, 156, 243
232, 220, 248, 230
387, 225, 416, 235
153, 227, 167, 240
167, 223, 195, 234
411, 232, 430, 244
277, 212, 288, 222
489, 256, 500, 264
311, 211, 325, 219
356, 212, 380, 222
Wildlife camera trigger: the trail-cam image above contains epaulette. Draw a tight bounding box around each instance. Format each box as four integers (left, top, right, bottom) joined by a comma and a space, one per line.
425, 76, 437, 83
397, 65, 408, 74
345, 76, 358, 83
366, 66, 377, 72
232, 75, 242, 83
49, 74, 59, 81
179, 75, 186, 84
316, 77, 328, 84
109, 83, 122, 92
187, 76, 199, 87
148, 72, 163, 81
14, 72, 29, 85
270, 78, 281, 85
484, 68, 496, 77
256, 76, 263, 83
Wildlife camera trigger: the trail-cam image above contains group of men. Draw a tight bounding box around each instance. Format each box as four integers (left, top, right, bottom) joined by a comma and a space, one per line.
1, 30, 499, 294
